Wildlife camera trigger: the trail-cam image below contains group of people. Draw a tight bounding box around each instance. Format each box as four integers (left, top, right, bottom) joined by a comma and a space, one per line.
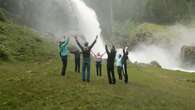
59, 35, 129, 84
106, 46, 129, 84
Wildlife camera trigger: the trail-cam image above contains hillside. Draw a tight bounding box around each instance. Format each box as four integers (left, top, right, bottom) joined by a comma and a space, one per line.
0, 21, 56, 61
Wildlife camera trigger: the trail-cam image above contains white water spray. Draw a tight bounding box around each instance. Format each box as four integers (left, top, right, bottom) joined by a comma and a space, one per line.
70, 0, 105, 53
128, 25, 195, 72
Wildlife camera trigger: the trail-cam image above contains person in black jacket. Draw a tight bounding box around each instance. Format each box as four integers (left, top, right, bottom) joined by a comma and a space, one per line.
122, 47, 129, 84
105, 45, 116, 84
70, 49, 81, 73
75, 36, 98, 82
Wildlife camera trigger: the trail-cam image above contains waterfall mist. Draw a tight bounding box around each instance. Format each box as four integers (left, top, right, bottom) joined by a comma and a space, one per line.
129, 25, 195, 72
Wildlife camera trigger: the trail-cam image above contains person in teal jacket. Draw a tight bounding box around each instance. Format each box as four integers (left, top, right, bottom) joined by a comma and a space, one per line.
59, 36, 70, 76
116, 54, 123, 80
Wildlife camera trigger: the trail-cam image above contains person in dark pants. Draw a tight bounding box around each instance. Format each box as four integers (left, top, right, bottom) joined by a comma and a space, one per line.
122, 47, 129, 84
116, 54, 123, 80
59, 36, 70, 76
92, 52, 105, 76
75, 35, 98, 82
70, 49, 81, 73
105, 45, 116, 84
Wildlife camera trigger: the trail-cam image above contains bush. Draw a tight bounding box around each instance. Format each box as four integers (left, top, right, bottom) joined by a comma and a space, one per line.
0, 44, 9, 60
0, 8, 8, 22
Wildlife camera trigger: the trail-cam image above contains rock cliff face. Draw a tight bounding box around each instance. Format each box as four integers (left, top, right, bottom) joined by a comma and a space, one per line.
181, 46, 195, 66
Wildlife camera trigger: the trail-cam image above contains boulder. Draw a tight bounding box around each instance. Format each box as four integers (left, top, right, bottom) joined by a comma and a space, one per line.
150, 61, 162, 68
181, 46, 195, 65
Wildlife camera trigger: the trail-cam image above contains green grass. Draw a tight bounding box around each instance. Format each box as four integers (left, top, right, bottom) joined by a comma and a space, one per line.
0, 21, 56, 61
1, 55, 195, 110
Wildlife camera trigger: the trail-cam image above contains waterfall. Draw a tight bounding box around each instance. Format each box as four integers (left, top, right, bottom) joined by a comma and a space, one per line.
15, 0, 106, 53
70, 0, 105, 54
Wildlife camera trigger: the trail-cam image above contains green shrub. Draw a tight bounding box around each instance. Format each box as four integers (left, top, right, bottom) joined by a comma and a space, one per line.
0, 44, 9, 60
0, 8, 8, 22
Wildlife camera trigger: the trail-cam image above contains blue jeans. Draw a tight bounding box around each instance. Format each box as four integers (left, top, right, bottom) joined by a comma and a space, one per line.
82, 58, 90, 82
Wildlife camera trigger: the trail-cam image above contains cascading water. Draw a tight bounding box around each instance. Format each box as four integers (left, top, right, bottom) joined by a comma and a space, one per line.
70, 0, 105, 54
12, 0, 105, 54
25, 0, 106, 53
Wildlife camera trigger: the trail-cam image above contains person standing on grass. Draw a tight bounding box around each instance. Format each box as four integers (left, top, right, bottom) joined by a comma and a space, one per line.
116, 54, 123, 80
70, 49, 81, 73
59, 36, 70, 76
92, 52, 105, 77
122, 47, 129, 84
105, 45, 116, 84
75, 35, 98, 82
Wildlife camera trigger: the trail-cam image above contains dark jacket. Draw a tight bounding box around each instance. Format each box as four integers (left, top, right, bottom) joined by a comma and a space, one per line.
105, 46, 116, 65
71, 50, 81, 60
76, 39, 96, 59
122, 49, 129, 65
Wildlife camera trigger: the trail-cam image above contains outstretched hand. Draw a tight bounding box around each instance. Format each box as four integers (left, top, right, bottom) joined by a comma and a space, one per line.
95, 35, 98, 40
123, 46, 128, 51
126, 46, 129, 50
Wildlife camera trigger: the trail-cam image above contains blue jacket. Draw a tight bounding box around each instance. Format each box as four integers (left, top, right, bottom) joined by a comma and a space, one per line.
59, 38, 69, 56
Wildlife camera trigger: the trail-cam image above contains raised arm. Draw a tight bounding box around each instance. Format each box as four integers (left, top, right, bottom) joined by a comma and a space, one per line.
64, 37, 69, 46
75, 36, 84, 51
113, 46, 117, 55
123, 48, 125, 54
89, 35, 98, 50
91, 51, 96, 57
59, 37, 69, 49
100, 52, 106, 57
113, 46, 116, 51
105, 45, 110, 54
123, 47, 129, 55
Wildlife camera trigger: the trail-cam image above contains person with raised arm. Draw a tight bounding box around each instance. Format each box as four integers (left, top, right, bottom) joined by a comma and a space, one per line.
91, 51, 106, 76
75, 35, 98, 82
105, 45, 116, 84
59, 35, 70, 76
116, 54, 123, 80
122, 47, 129, 84
70, 48, 81, 73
